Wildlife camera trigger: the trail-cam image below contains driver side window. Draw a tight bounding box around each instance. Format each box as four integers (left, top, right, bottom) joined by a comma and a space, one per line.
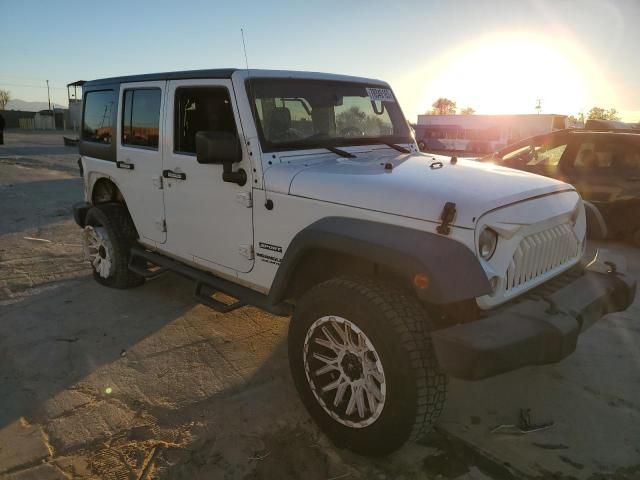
501, 141, 567, 167
527, 143, 568, 166
174, 87, 237, 155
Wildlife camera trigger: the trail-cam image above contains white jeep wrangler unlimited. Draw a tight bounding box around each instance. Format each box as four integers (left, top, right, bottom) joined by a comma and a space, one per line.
73, 69, 635, 455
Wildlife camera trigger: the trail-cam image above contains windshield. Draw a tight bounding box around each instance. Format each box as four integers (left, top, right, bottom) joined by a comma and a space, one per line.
249, 78, 412, 152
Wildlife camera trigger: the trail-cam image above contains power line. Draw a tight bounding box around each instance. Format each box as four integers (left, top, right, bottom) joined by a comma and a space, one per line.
0, 81, 67, 90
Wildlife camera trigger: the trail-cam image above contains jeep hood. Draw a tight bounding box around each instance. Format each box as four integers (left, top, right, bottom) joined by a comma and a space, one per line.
265, 152, 574, 228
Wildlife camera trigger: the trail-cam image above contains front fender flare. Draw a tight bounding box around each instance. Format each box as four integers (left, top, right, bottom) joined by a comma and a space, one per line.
268, 217, 491, 305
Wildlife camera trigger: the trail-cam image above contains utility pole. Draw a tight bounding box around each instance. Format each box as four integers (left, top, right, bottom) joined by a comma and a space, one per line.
46, 80, 51, 111
535, 98, 542, 115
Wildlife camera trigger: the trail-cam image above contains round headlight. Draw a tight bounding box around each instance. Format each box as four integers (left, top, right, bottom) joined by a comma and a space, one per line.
479, 228, 498, 260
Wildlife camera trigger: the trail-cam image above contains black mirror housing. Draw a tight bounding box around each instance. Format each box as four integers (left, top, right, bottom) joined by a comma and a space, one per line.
196, 131, 242, 165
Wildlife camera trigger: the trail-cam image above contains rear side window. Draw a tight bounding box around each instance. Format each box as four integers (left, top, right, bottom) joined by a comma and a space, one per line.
174, 87, 237, 155
83, 90, 115, 144
573, 139, 640, 171
122, 89, 162, 149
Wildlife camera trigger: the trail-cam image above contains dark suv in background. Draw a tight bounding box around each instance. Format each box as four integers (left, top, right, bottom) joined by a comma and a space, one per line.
482, 129, 640, 246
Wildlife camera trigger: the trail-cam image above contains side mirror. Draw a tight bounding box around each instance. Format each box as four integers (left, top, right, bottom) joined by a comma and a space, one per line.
195, 131, 241, 165
195, 131, 247, 186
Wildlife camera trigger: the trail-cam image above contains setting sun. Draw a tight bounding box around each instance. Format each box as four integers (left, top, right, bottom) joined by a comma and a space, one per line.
397, 32, 616, 119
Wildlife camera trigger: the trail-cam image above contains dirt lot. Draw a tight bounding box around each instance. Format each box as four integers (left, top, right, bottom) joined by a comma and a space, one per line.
1, 130, 639, 480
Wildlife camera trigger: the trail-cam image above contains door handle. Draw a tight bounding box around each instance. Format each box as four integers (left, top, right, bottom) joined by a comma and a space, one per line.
163, 169, 186, 180
116, 160, 135, 170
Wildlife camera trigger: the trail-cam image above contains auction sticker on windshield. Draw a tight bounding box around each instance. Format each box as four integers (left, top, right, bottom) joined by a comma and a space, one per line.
366, 87, 395, 102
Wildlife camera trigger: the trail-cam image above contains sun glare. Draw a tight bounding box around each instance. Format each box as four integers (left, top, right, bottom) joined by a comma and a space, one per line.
397, 32, 614, 118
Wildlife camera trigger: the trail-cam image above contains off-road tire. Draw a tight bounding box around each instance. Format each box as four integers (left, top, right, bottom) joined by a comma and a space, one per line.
84, 203, 145, 289
288, 276, 448, 456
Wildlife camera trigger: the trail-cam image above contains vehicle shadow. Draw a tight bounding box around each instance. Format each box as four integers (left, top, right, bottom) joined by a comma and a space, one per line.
0, 272, 197, 430
0, 270, 472, 480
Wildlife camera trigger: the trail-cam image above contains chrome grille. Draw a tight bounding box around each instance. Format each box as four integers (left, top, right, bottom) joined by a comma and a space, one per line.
505, 223, 580, 292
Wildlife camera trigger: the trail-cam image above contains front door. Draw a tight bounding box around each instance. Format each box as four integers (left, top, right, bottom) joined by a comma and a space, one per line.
115, 81, 167, 243
161, 79, 254, 273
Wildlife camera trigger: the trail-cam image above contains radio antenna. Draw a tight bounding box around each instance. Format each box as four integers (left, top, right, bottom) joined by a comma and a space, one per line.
241, 29, 271, 208
241, 28, 256, 113
241, 28, 250, 72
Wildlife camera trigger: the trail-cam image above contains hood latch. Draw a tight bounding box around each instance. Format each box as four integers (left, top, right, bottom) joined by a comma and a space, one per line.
437, 202, 457, 235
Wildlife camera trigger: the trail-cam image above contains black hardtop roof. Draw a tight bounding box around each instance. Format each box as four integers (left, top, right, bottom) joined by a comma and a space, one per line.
525, 128, 640, 137
570, 129, 640, 136
85, 68, 238, 87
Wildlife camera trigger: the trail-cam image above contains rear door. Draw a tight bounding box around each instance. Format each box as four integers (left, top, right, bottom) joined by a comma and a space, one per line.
562, 134, 640, 203
115, 81, 166, 243
161, 79, 254, 273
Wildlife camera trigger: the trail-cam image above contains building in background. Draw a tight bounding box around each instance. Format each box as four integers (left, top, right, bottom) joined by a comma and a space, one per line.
67, 80, 85, 133
414, 114, 568, 154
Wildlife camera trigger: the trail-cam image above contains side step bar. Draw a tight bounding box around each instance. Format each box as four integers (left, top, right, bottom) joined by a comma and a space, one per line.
194, 281, 245, 313
129, 246, 292, 317
128, 257, 168, 279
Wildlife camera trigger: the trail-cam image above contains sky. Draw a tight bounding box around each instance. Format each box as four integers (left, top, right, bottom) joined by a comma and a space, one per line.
1, 0, 639, 121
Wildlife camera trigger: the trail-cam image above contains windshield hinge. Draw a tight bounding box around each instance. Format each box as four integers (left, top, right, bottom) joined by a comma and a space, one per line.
437, 202, 456, 236
155, 219, 167, 232
152, 174, 163, 189
238, 244, 254, 260
236, 191, 253, 207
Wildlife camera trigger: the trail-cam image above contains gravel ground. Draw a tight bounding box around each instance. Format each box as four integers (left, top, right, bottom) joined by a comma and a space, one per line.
0, 130, 638, 480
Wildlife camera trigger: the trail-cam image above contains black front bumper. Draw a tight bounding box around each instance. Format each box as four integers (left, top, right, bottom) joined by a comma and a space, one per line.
431, 263, 636, 381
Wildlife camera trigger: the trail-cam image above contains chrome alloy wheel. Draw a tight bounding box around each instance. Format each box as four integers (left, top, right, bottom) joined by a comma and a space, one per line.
303, 316, 386, 428
83, 225, 114, 279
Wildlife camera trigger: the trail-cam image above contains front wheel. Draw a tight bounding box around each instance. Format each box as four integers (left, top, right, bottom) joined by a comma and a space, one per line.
288, 277, 447, 456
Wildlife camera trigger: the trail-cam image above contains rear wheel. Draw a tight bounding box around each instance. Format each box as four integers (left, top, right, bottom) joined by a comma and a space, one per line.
288, 276, 447, 456
83, 203, 144, 289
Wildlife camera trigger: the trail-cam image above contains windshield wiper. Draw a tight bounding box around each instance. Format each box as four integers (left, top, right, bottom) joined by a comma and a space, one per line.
376, 140, 410, 153
325, 146, 356, 158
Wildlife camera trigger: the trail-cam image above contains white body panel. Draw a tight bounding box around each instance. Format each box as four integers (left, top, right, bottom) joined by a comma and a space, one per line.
285, 153, 571, 228
245, 189, 476, 294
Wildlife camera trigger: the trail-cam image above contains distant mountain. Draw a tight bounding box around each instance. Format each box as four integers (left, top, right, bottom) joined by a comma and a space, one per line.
4, 99, 66, 112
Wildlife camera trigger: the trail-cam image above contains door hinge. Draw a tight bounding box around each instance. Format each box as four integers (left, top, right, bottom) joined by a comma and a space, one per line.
236, 191, 252, 207
152, 175, 163, 189
155, 219, 167, 232
238, 244, 254, 260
